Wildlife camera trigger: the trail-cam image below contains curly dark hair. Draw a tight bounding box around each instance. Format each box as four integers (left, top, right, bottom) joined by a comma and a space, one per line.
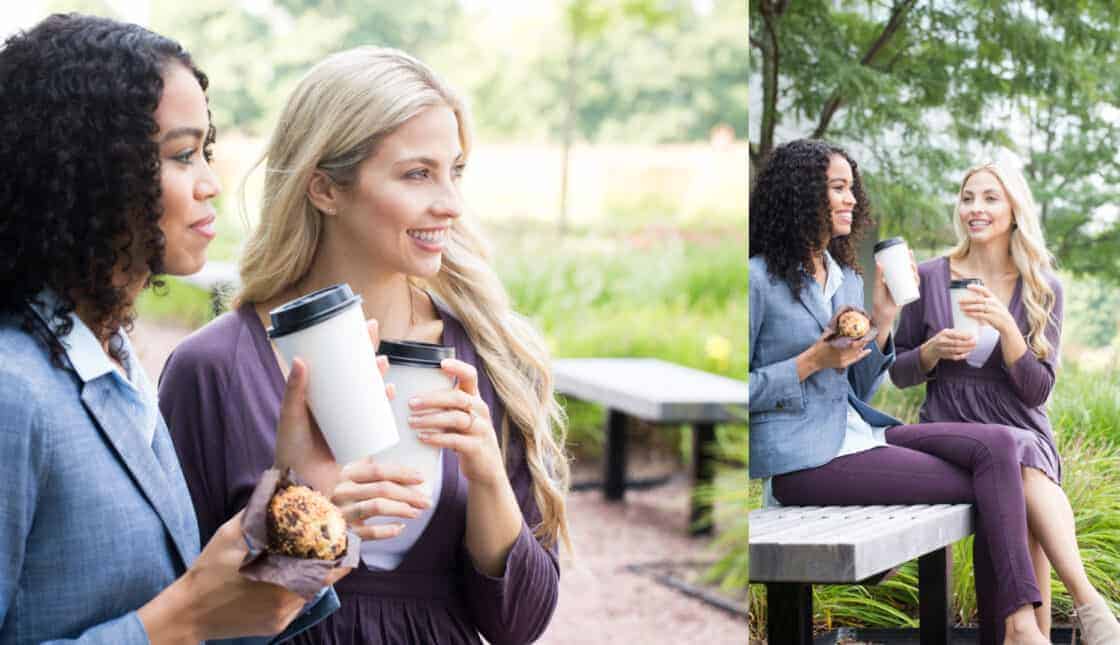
0, 14, 214, 364
749, 139, 872, 298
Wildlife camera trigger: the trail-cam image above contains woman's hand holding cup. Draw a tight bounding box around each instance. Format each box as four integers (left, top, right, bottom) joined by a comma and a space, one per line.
921, 328, 978, 364
330, 457, 432, 540
958, 284, 1016, 335
409, 359, 506, 489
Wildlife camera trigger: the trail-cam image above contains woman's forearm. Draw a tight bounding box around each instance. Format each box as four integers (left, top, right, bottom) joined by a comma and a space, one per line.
464, 476, 524, 577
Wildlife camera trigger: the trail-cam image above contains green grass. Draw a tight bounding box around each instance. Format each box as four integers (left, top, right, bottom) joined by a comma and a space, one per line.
733, 366, 1120, 638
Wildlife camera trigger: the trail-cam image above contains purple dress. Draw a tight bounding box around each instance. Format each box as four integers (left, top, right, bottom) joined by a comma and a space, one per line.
890, 256, 1063, 483
158, 302, 559, 645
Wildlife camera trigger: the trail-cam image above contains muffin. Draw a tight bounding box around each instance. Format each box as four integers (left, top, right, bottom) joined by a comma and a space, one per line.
837, 310, 871, 338
267, 484, 348, 560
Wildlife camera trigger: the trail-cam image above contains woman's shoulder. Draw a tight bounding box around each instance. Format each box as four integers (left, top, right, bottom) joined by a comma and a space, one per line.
0, 319, 73, 415
917, 256, 948, 280
160, 306, 257, 378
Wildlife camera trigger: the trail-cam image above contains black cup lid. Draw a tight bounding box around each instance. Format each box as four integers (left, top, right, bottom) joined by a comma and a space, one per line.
949, 278, 983, 289
873, 237, 907, 253
379, 339, 455, 367
267, 283, 362, 338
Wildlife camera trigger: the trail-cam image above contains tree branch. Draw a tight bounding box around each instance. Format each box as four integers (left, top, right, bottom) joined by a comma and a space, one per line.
811, 0, 918, 139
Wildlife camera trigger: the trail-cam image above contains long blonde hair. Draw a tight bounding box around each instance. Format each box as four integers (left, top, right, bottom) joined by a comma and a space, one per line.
950, 162, 1057, 359
237, 47, 571, 550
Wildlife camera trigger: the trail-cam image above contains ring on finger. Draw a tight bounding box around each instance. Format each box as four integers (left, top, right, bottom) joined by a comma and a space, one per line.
464, 406, 477, 430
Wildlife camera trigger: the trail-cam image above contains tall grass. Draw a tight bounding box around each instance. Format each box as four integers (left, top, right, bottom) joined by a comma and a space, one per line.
732, 366, 1120, 636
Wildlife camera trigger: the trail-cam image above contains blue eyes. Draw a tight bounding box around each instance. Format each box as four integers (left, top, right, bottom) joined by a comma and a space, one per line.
406, 165, 466, 180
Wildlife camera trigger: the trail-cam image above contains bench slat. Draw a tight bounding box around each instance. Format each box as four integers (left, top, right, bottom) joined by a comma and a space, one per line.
749, 504, 973, 583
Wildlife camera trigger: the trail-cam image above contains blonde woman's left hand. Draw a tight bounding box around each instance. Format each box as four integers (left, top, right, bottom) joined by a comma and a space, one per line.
409, 359, 505, 489
958, 284, 1016, 335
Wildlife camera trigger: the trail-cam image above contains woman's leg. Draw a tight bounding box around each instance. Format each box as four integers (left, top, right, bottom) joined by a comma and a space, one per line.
1022, 466, 1098, 606
771, 443, 975, 506
1028, 530, 1051, 636
886, 423, 1045, 644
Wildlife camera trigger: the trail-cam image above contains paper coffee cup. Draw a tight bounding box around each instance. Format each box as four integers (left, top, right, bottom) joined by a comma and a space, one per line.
268, 284, 399, 464
949, 278, 983, 337
359, 339, 456, 571
873, 237, 920, 306
376, 339, 456, 499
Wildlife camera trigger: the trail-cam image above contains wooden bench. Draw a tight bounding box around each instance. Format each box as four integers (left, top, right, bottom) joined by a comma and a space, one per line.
553, 358, 747, 536
177, 260, 240, 315
749, 504, 974, 644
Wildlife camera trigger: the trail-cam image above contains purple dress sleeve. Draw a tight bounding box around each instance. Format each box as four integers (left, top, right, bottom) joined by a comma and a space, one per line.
1002, 277, 1063, 408
459, 409, 560, 645
889, 260, 935, 389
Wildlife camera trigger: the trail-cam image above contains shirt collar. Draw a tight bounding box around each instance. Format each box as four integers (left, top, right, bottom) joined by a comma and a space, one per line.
29, 290, 123, 383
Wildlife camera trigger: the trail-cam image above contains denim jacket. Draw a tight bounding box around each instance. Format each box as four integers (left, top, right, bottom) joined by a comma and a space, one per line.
749, 255, 901, 479
0, 299, 336, 644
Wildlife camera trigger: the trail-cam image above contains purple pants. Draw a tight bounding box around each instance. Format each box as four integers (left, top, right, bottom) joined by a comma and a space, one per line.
772, 422, 1040, 644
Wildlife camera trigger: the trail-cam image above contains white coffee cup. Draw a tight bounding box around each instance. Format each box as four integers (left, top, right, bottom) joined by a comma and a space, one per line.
268, 284, 399, 465
375, 339, 456, 499
949, 278, 983, 337
873, 237, 920, 306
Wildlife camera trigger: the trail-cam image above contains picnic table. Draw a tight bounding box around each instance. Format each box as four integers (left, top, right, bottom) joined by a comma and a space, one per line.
553, 358, 747, 536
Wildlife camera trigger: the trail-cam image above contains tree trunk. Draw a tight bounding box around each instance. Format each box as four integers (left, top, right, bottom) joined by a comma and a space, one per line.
559, 32, 579, 234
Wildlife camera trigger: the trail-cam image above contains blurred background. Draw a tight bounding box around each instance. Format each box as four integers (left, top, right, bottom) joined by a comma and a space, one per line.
749, 0, 1120, 640
6, 1, 749, 642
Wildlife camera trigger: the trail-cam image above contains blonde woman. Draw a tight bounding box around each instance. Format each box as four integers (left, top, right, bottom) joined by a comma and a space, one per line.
159, 47, 569, 644
890, 162, 1120, 644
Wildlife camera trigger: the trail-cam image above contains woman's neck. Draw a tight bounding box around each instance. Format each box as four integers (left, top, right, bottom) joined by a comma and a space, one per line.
957, 237, 1016, 279
72, 272, 146, 358
297, 259, 417, 340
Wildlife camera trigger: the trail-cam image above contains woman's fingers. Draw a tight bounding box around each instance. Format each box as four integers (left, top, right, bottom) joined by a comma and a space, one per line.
408, 389, 484, 416
354, 523, 406, 541
338, 496, 424, 522
339, 456, 424, 486
332, 479, 430, 510
417, 430, 473, 452
409, 409, 477, 434
440, 358, 479, 395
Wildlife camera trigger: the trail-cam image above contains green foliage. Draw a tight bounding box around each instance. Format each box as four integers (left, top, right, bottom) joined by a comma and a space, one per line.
750, 0, 1120, 282
137, 278, 217, 329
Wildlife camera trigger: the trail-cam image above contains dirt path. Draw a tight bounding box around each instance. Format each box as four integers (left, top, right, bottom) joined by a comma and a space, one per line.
130, 320, 747, 644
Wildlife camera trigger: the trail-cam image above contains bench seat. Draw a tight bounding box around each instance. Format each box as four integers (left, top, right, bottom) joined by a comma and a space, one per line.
749, 503, 974, 645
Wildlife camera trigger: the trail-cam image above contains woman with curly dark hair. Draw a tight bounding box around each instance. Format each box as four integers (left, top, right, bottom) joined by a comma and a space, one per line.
749, 139, 1049, 644
0, 14, 353, 644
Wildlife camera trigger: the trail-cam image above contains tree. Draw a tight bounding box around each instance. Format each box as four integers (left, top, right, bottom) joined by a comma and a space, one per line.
750, 1, 1120, 281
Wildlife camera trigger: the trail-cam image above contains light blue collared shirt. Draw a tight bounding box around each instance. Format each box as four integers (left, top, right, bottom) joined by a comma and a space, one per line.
32, 293, 159, 447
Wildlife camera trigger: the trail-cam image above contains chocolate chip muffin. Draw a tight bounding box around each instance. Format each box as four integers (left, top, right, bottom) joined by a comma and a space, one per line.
837, 310, 871, 338
267, 484, 347, 560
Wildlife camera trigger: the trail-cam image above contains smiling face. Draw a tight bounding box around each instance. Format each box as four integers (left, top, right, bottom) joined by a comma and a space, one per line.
328, 104, 464, 279
153, 63, 220, 276
958, 170, 1014, 244
826, 154, 857, 239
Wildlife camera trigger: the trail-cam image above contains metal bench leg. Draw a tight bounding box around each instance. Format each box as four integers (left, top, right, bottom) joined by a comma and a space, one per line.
919, 545, 952, 645
767, 582, 813, 645
603, 409, 628, 501
689, 422, 716, 536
